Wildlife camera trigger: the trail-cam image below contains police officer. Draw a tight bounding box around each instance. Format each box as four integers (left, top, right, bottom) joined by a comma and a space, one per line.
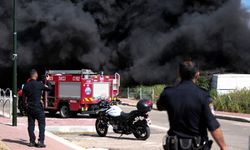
23, 69, 51, 148
157, 61, 227, 150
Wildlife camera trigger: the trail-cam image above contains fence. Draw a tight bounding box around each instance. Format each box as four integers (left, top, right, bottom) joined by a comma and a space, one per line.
119, 87, 155, 100
0, 88, 13, 118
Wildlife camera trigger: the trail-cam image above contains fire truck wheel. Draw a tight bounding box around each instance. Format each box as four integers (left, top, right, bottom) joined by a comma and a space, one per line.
59, 105, 71, 118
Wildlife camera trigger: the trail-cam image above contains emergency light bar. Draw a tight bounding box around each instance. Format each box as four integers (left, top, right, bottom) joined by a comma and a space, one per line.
46, 69, 97, 75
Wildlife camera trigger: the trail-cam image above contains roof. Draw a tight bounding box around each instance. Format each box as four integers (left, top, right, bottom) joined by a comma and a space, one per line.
213, 74, 250, 78
46, 69, 97, 75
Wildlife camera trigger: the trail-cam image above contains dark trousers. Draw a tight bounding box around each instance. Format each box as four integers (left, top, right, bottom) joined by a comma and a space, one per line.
27, 109, 46, 143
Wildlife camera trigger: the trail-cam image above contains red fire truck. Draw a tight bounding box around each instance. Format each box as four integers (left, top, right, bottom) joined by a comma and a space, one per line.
43, 69, 120, 118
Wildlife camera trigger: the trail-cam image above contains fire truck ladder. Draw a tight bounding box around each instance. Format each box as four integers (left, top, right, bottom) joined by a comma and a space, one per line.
115, 73, 120, 86
46, 69, 97, 75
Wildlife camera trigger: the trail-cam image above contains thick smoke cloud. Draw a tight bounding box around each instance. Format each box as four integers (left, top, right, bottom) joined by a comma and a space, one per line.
0, 0, 250, 87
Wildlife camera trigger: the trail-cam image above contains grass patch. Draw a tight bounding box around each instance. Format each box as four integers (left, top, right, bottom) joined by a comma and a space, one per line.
212, 89, 250, 114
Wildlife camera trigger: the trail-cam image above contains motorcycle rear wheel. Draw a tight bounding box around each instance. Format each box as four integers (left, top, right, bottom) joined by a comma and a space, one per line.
95, 118, 108, 137
133, 125, 150, 140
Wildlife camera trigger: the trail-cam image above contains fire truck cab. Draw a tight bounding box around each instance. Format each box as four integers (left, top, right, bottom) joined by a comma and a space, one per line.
43, 69, 120, 118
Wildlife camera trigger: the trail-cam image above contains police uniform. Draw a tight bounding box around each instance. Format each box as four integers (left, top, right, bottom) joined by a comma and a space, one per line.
157, 80, 220, 149
23, 79, 51, 144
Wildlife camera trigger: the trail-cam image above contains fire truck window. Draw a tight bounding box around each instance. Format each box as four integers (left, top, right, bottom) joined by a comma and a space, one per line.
84, 75, 89, 79
113, 84, 118, 90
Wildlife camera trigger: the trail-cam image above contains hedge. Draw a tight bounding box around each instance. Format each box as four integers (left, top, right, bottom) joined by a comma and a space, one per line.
211, 89, 250, 114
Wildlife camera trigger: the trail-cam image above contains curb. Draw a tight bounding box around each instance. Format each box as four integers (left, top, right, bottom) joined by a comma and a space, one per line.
120, 102, 135, 107
215, 114, 250, 123
46, 126, 96, 133
120, 102, 157, 110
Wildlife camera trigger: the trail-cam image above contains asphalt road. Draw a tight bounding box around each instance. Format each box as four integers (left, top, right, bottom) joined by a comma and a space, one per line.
59, 105, 250, 150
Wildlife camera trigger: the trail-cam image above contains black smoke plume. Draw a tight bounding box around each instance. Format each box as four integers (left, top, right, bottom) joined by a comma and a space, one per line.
0, 0, 250, 88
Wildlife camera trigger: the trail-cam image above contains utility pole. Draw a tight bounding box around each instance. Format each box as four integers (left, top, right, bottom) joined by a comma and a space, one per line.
12, 0, 17, 126
249, 135, 250, 150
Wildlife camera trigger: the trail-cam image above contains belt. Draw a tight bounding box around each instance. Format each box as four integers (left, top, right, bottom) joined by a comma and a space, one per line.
163, 135, 213, 150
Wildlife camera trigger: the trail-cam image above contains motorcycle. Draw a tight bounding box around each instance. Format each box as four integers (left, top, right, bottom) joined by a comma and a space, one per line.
95, 99, 153, 140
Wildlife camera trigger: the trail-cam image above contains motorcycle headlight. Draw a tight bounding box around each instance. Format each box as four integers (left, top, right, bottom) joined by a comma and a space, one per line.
100, 96, 106, 100
99, 94, 108, 101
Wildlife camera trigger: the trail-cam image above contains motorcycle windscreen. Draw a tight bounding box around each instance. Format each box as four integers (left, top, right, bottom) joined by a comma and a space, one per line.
93, 82, 110, 99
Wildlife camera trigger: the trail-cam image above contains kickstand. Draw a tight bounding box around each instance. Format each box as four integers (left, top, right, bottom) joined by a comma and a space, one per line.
119, 134, 123, 138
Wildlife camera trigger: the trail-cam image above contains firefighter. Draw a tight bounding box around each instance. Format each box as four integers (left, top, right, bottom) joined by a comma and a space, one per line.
23, 69, 51, 148
157, 60, 227, 150
18, 79, 31, 116
18, 88, 24, 116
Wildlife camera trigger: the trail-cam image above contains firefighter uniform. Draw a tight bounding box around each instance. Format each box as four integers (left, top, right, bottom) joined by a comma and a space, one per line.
23, 79, 51, 145
157, 80, 220, 150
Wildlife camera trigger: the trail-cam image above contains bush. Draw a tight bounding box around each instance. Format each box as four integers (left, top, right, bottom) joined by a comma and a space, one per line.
197, 75, 210, 90
212, 89, 250, 114
152, 84, 166, 101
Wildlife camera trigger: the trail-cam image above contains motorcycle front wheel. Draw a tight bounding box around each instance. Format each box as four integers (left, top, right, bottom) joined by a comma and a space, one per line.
95, 118, 108, 137
133, 125, 150, 140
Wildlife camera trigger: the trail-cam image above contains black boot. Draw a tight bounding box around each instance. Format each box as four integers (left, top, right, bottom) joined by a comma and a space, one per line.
36, 141, 46, 148
27, 142, 36, 147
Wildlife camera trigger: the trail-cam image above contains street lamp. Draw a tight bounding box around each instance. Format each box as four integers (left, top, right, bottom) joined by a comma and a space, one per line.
12, 0, 17, 126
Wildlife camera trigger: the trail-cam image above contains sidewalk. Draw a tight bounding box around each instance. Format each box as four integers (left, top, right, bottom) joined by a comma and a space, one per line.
0, 116, 96, 150
120, 98, 250, 123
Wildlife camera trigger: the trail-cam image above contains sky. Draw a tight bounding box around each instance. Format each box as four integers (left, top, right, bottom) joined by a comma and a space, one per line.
242, 0, 250, 9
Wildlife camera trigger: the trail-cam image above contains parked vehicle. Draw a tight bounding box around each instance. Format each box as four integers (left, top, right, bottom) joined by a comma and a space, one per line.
211, 74, 250, 95
43, 69, 120, 118
95, 99, 153, 140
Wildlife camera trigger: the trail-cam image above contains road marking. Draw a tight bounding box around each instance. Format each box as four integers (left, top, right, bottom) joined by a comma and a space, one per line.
150, 124, 169, 131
